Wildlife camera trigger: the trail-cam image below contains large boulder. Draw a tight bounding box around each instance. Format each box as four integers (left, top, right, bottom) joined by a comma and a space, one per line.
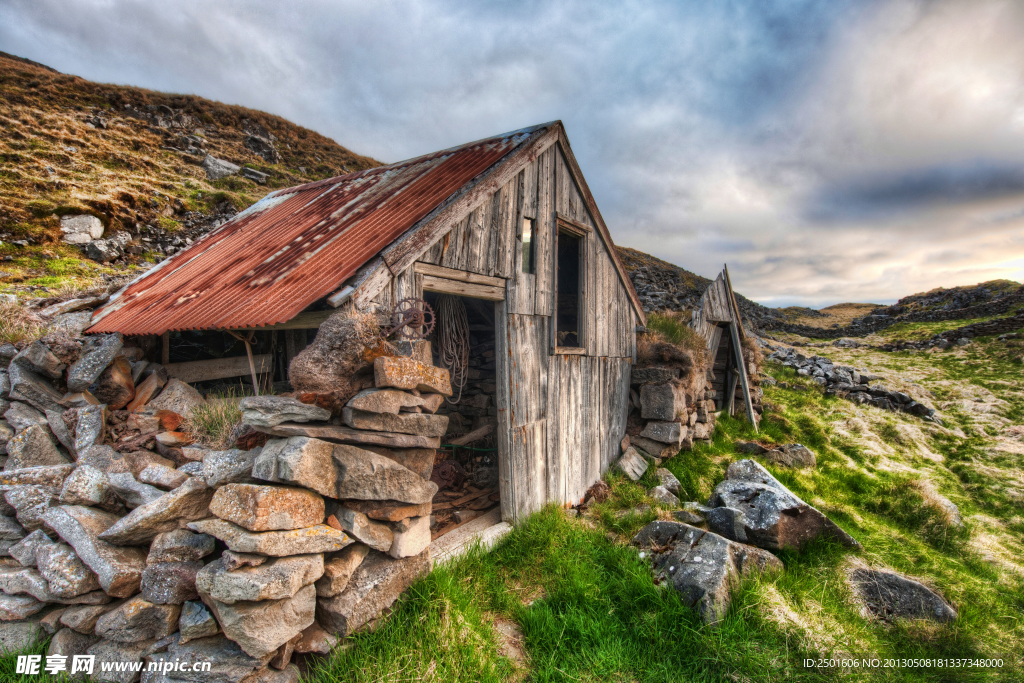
98, 477, 215, 545
347, 388, 444, 415
315, 544, 370, 597
40, 505, 147, 597
199, 583, 316, 659
847, 565, 957, 623
288, 311, 380, 399
94, 594, 180, 641
196, 555, 323, 604
59, 215, 105, 244
4, 424, 70, 470
67, 334, 122, 393
253, 437, 437, 504
634, 521, 782, 625
316, 550, 430, 636
373, 356, 452, 395
707, 460, 860, 552
147, 379, 205, 418
144, 633, 273, 683
341, 408, 448, 437
202, 448, 260, 487
639, 380, 687, 421
202, 153, 240, 180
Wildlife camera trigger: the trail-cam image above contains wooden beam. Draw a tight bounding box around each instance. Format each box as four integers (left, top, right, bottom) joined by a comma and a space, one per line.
448, 424, 494, 446
421, 274, 505, 301
160, 332, 169, 365
241, 310, 333, 331
382, 125, 561, 277
413, 262, 504, 288
555, 212, 592, 236
722, 264, 747, 341
553, 347, 586, 355
165, 354, 272, 384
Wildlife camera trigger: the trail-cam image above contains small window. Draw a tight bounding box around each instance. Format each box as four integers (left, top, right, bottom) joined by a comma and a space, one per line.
556, 230, 582, 347
521, 217, 535, 274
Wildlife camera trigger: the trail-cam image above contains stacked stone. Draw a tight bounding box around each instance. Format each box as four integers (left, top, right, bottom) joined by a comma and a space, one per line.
242, 350, 447, 644
615, 366, 707, 488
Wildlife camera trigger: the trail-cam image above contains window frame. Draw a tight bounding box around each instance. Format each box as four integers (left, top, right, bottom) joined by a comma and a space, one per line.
551, 213, 591, 355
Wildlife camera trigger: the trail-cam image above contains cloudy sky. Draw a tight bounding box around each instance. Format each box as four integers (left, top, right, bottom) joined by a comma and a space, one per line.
3, 0, 1024, 307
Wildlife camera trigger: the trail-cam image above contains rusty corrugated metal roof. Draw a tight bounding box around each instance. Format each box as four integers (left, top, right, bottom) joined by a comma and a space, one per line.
89, 124, 550, 335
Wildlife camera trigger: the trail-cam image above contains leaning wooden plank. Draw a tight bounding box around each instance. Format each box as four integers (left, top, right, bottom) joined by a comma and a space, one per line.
257, 423, 441, 449
165, 354, 272, 384
421, 275, 505, 301
429, 508, 511, 567
383, 125, 559, 277
729, 322, 758, 432
413, 263, 505, 287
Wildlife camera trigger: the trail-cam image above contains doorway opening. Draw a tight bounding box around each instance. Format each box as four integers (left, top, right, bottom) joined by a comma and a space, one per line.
423, 291, 501, 540
710, 324, 741, 414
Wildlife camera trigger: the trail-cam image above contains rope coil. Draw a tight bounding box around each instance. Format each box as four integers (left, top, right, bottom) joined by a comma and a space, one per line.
436, 294, 469, 405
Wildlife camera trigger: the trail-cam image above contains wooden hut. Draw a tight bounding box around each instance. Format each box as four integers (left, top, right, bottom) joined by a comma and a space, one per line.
688, 266, 758, 430
89, 121, 646, 524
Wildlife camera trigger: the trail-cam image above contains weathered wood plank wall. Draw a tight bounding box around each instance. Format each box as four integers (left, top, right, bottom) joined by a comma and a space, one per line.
366, 138, 637, 522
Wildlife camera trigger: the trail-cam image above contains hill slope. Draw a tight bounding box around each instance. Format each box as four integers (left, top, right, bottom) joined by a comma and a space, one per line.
0, 51, 379, 290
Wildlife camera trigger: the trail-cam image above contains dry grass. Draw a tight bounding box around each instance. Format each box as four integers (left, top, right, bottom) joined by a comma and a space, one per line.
183, 395, 242, 449
780, 302, 880, 328
0, 51, 380, 260
0, 300, 49, 343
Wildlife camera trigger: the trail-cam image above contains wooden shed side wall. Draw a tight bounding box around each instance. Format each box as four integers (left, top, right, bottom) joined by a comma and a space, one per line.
368, 138, 636, 521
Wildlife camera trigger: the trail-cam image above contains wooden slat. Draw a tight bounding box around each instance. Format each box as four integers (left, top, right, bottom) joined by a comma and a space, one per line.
545, 357, 561, 504
421, 274, 505, 301
729, 321, 758, 432
506, 165, 536, 316
555, 213, 592, 236
494, 303, 515, 523
413, 263, 504, 287
533, 146, 554, 317
166, 354, 272, 383
494, 175, 517, 279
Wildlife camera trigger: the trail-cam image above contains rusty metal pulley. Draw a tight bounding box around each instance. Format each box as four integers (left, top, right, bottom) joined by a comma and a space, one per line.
389, 297, 435, 340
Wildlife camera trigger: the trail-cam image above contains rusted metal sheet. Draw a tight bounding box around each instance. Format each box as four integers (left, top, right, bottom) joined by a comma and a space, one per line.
89, 125, 549, 335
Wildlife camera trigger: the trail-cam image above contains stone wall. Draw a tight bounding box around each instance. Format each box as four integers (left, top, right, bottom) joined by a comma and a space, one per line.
0, 321, 449, 682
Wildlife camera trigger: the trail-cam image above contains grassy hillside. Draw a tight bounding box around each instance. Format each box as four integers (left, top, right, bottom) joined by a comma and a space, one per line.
0, 51, 379, 290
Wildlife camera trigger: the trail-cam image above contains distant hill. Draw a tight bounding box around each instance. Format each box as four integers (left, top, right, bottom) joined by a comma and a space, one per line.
0, 51, 379, 289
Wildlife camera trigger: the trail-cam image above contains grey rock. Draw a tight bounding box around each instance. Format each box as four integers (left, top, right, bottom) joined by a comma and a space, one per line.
88, 636, 157, 683
240, 167, 269, 184
40, 505, 148, 597
178, 600, 218, 643
200, 583, 316, 659
74, 404, 107, 454
60, 465, 120, 510
0, 614, 45, 648
254, 437, 437, 504
4, 402, 48, 432
341, 408, 448, 437
45, 409, 76, 456
85, 232, 131, 262
334, 507, 393, 552
613, 447, 648, 481
708, 459, 860, 552
202, 448, 259, 487
61, 603, 117, 633
640, 381, 687, 421
673, 509, 706, 525
315, 543, 370, 597
147, 529, 215, 565
108, 472, 165, 508
138, 464, 188, 490
36, 542, 101, 598
764, 444, 816, 469
47, 626, 99, 661
12, 341, 65, 379
634, 521, 782, 624
0, 420, 11, 453
244, 135, 280, 163
99, 478, 214, 545
655, 468, 681, 495
388, 515, 430, 559
630, 366, 681, 386
3, 484, 60, 531
147, 634, 273, 683
648, 485, 680, 507
0, 565, 60, 601
147, 379, 205, 418
630, 435, 679, 460
0, 593, 46, 621
37, 294, 107, 319
96, 595, 181, 642
9, 529, 52, 567
706, 507, 748, 542
317, 550, 431, 637
202, 153, 240, 180
5, 425, 70, 470
209, 483, 324, 532
347, 388, 443, 415
221, 550, 267, 571
734, 441, 768, 455
52, 310, 94, 337
177, 462, 203, 476
196, 555, 323, 604
60, 215, 104, 244
141, 562, 202, 605
848, 567, 957, 623
188, 518, 350, 556
238, 396, 330, 428
640, 421, 687, 447
67, 333, 122, 393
